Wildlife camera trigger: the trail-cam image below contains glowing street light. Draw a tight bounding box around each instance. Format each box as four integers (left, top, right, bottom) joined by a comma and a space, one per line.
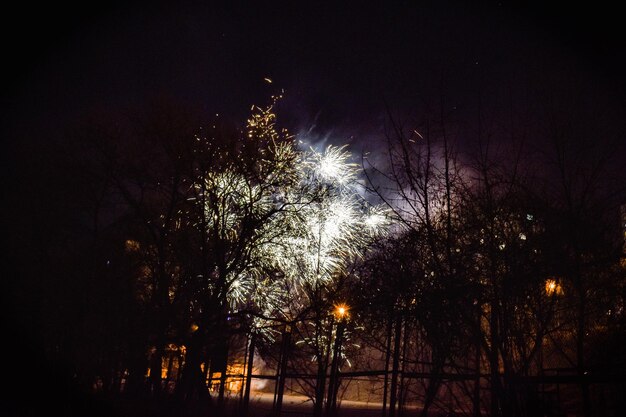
334, 304, 349, 320
327, 303, 349, 416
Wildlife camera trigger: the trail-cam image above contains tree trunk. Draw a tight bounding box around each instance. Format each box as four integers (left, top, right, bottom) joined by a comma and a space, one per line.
473, 337, 482, 417
207, 327, 229, 412
489, 301, 501, 417
577, 283, 591, 417
177, 328, 205, 401
314, 348, 328, 417
275, 326, 291, 417
389, 314, 402, 417
382, 317, 393, 417
242, 333, 256, 417
149, 340, 164, 397
326, 320, 345, 416
398, 318, 410, 417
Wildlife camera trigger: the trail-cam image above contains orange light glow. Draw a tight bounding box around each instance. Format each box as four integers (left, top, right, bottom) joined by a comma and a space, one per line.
334, 303, 349, 319
207, 364, 246, 392
545, 278, 563, 296
124, 239, 140, 252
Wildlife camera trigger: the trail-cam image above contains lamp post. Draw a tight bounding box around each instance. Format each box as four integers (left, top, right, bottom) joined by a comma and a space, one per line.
326, 304, 348, 416
273, 323, 292, 417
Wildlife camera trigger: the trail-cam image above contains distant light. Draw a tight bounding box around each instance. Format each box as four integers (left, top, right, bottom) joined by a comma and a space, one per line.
125, 239, 140, 252
545, 278, 563, 296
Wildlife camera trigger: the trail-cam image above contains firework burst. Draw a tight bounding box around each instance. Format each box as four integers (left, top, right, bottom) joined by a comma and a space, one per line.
192, 100, 392, 342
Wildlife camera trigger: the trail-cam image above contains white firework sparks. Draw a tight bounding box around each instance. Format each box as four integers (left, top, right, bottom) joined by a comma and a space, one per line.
192, 100, 393, 342
264, 144, 392, 308
310, 145, 358, 184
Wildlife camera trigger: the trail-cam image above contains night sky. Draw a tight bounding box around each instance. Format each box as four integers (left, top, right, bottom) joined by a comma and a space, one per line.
4, 0, 626, 308
4, 1, 626, 153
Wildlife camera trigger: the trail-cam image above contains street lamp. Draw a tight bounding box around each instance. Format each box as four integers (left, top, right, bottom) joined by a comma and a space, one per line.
327, 303, 349, 416
334, 304, 349, 320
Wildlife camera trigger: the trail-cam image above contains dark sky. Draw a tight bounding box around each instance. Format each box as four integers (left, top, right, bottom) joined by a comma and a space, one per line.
3, 1, 626, 160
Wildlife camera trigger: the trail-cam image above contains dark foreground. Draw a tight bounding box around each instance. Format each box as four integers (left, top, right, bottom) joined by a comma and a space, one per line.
6, 390, 463, 417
